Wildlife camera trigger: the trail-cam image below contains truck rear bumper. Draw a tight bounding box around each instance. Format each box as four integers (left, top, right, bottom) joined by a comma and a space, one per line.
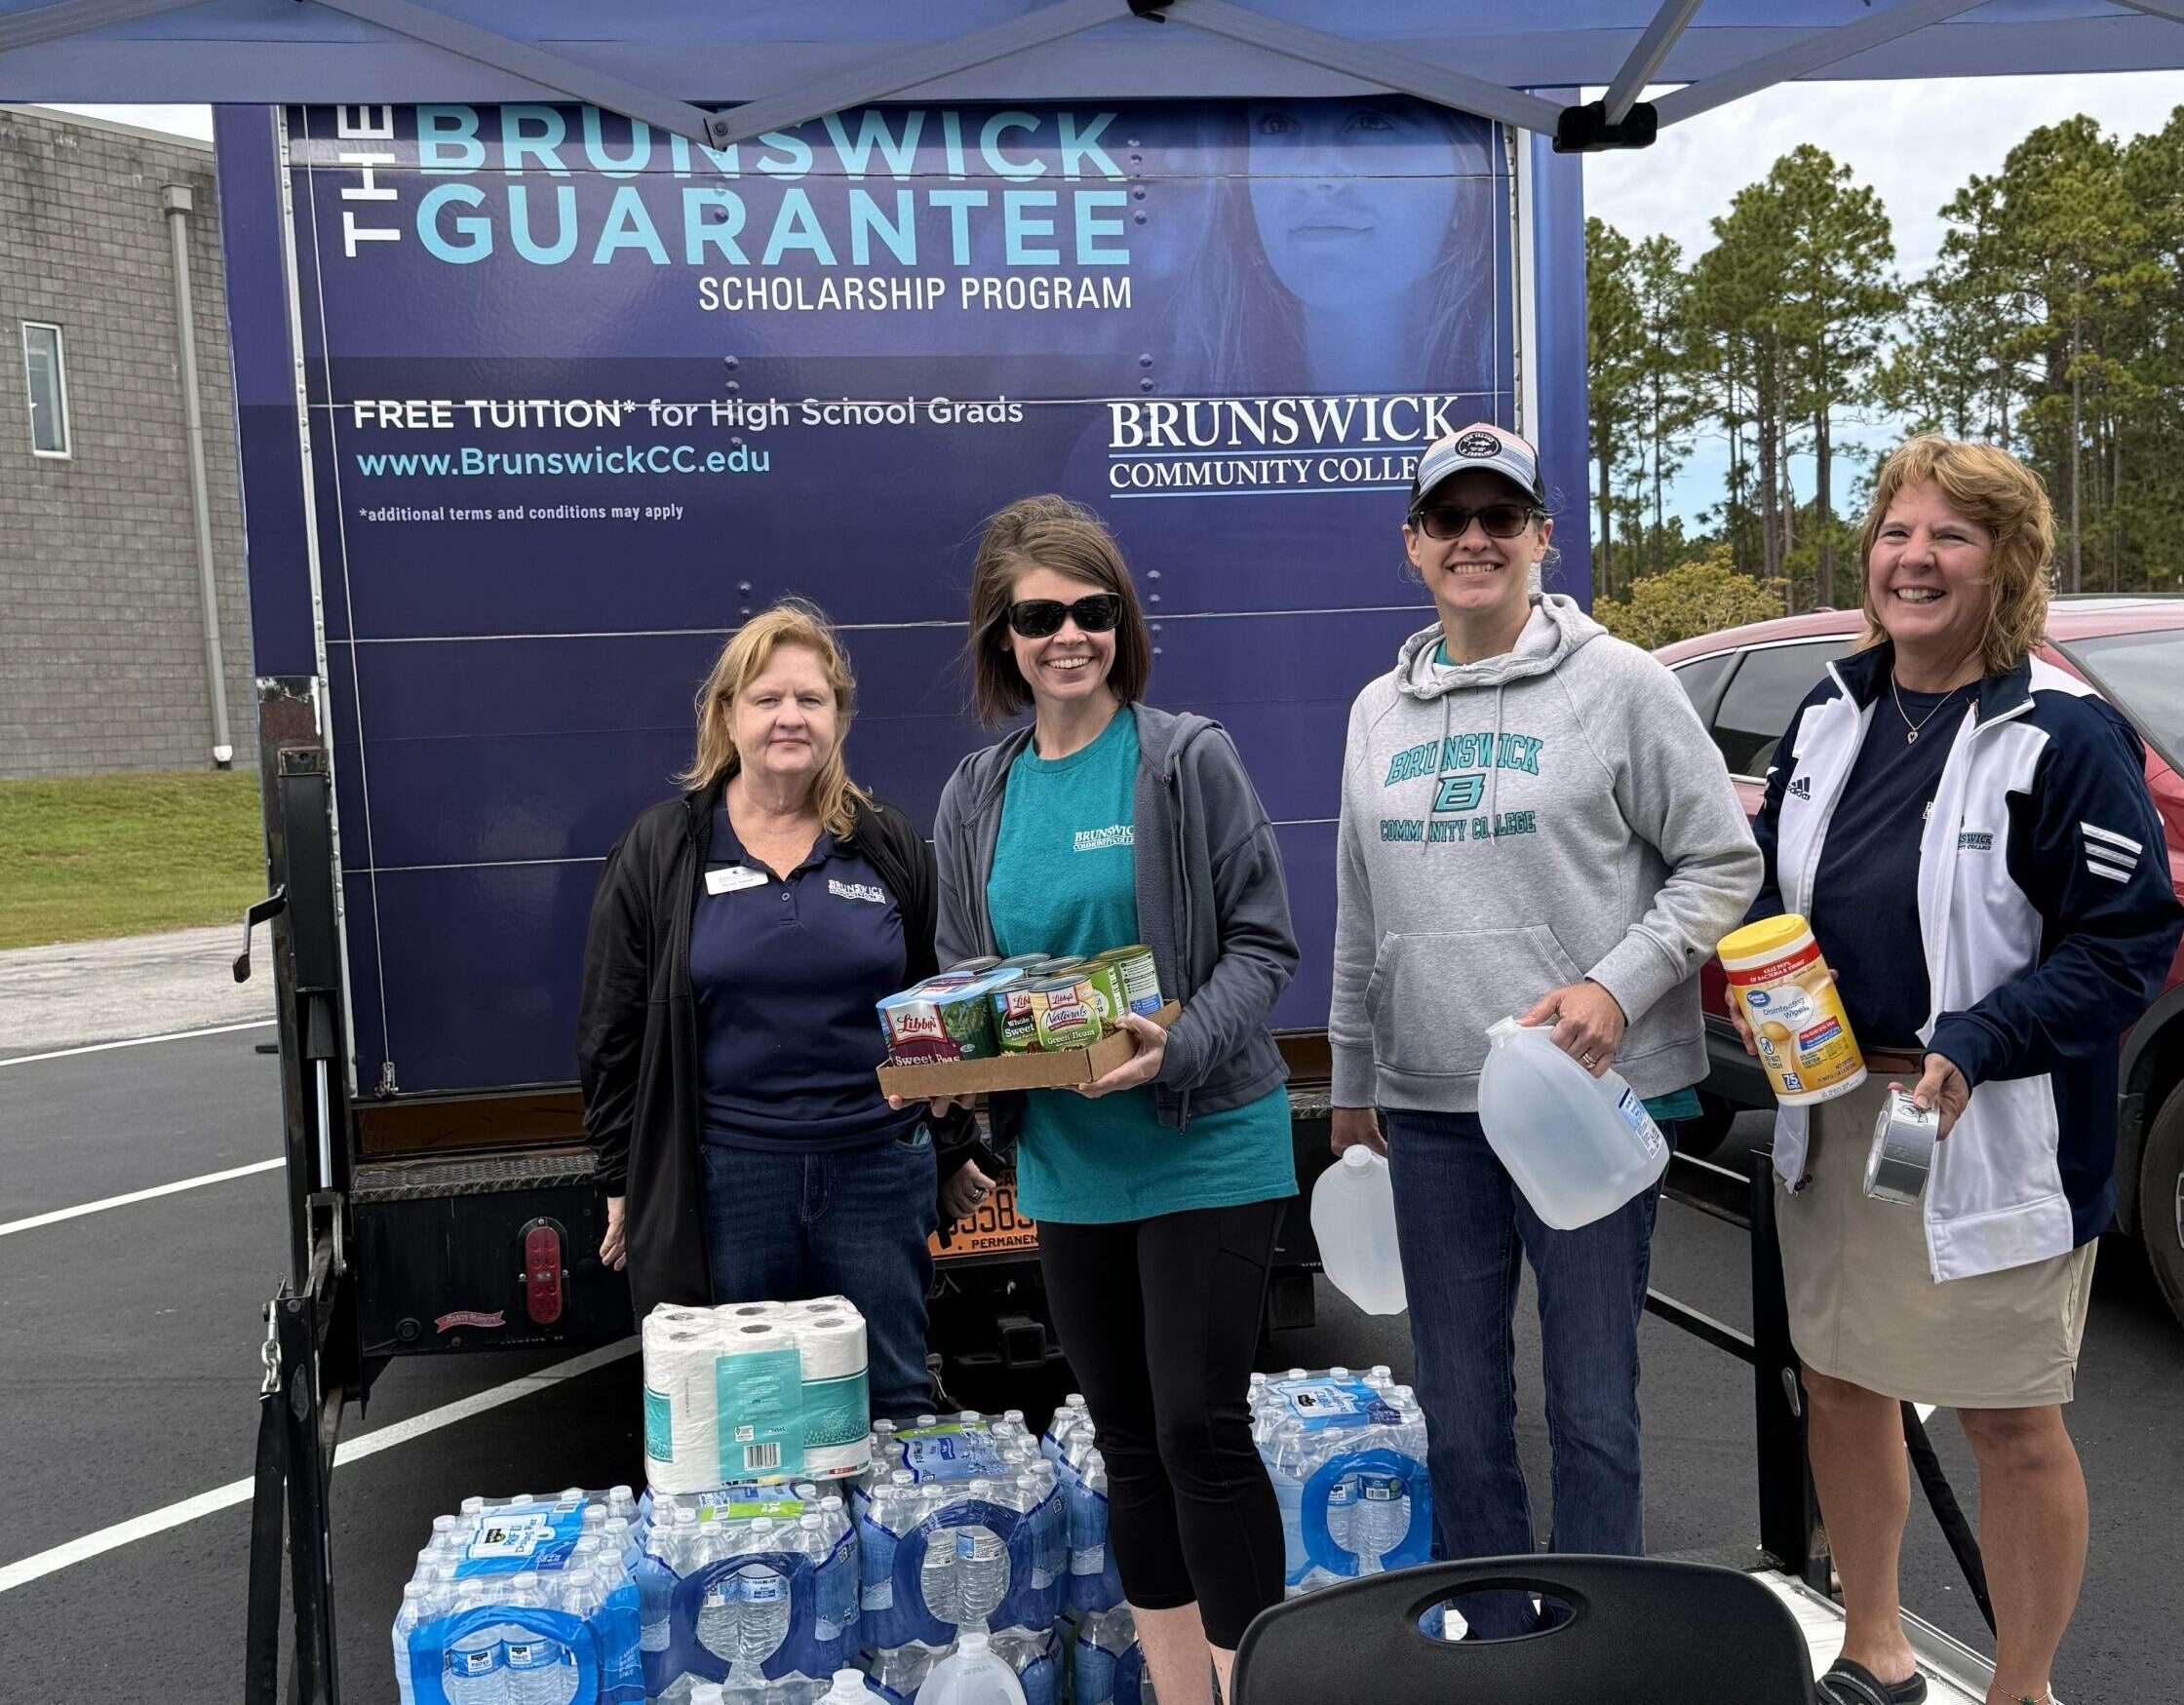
352, 1150, 631, 1356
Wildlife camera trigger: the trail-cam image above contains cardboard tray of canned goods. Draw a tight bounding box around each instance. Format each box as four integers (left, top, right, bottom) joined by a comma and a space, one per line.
875, 1002, 1180, 1097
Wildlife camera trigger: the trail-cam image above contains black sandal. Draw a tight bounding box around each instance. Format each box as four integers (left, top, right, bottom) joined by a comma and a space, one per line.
1819, 1658, 1928, 1705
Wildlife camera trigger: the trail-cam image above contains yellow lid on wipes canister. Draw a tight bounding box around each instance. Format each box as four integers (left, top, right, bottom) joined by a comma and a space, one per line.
1717, 913, 1868, 1106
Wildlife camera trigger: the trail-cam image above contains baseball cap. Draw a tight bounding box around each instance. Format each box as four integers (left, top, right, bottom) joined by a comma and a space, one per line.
1409, 423, 1545, 512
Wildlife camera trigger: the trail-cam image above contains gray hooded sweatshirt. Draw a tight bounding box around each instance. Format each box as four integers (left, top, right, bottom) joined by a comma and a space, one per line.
1330, 595, 1762, 1113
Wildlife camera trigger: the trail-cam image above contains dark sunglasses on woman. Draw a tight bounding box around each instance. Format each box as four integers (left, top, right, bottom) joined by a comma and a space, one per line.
1410, 500, 1540, 541
1006, 594, 1123, 638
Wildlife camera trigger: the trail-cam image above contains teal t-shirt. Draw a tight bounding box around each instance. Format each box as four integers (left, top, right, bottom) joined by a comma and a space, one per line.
985, 707, 1297, 1224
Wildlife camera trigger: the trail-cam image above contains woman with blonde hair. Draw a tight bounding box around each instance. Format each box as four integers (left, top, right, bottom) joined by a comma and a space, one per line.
578, 599, 987, 1419
1738, 438, 2181, 1705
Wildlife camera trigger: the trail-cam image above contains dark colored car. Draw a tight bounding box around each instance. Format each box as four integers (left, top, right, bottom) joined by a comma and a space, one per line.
1658, 597, 2184, 1327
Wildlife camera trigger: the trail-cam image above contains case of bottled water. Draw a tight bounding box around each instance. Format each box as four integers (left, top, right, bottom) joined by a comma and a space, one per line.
852, 1412, 1065, 1651
1037, 1397, 1124, 1616
1071, 1605, 1157, 1705
632, 1479, 860, 1702
392, 1487, 644, 1705
1251, 1368, 1432, 1594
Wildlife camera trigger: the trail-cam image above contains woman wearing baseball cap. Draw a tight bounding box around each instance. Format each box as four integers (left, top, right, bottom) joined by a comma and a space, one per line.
1327, 424, 1760, 1629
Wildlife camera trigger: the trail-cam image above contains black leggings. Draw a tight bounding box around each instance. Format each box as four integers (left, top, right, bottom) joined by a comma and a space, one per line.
1037, 1196, 1288, 1649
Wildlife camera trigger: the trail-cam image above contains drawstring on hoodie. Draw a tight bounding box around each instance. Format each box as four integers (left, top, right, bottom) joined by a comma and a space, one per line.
1421, 693, 1453, 861
1487, 683, 1506, 853
1411, 600, 1562, 856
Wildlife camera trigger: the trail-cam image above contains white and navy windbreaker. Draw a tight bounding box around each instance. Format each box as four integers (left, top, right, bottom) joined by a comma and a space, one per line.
1752, 643, 2183, 1282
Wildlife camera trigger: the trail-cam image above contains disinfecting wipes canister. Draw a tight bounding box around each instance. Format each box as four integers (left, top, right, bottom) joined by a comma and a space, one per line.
1717, 913, 1868, 1106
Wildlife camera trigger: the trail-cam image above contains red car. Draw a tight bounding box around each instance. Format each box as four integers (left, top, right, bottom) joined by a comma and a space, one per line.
1658, 597, 2184, 1327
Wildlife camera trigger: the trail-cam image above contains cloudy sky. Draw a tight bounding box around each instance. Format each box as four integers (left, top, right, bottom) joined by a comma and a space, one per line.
1583, 70, 2184, 526
49, 71, 2184, 525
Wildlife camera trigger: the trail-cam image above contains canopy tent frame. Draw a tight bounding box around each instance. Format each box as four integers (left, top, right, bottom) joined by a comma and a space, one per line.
5, 0, 2184, 152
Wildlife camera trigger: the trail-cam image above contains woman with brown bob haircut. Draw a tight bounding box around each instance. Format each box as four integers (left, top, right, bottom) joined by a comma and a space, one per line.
925, 495, 1299, 1705
1736, 439, 2181, 1705
577, 599, 989, 1421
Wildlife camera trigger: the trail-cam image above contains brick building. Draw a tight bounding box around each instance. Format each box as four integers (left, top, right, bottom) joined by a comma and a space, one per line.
0, 105, 254, 779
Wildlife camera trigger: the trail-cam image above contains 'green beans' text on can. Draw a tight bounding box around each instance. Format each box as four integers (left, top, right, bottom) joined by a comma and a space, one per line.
1030, 975, 1104, 1050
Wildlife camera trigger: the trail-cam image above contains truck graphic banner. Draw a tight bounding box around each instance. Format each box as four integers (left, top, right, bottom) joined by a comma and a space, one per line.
242, 98, 1517, 1092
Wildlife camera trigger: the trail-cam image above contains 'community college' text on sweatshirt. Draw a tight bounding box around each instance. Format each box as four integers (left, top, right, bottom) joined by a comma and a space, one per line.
1330, 596, 1762, 1113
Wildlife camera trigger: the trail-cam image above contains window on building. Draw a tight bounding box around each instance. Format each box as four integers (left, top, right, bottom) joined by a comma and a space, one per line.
23, 322, 70, 457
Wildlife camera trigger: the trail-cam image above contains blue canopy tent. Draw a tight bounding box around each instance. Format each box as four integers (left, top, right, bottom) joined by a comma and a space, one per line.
5, 1, 2184, 152
10, 9, 2178, 1703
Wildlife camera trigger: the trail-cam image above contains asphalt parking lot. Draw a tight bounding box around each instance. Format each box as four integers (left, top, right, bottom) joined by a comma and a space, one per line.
2, 1018, 2179, 1702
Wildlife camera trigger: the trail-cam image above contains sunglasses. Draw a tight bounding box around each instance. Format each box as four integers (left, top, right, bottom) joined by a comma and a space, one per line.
1409, 501, 1540, 541
1006, 594, 1123, 638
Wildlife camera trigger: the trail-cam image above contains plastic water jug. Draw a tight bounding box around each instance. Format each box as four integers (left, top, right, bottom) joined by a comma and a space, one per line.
1476, 1018, 1669, 1229
1309, 1147, 1407, 1314
918, 1628, 1030, 1705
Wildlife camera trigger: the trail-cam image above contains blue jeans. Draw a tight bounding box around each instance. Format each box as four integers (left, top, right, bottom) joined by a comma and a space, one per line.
698, 1127, 939, 1422
1383, 1107, 1662, 1637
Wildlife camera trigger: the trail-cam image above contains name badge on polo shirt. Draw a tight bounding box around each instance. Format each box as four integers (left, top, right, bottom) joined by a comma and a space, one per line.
705, 865, 768, 896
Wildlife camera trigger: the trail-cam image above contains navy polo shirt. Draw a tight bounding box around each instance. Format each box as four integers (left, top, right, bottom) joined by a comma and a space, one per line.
690, 803, 920, 1150
1807, 682, 1967, 1052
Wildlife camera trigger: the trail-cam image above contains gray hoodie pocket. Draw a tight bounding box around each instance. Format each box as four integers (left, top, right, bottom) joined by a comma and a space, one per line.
1363, 926, 1584, 1081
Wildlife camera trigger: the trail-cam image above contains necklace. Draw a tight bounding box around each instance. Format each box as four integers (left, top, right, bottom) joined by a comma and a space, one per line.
1891, 676, 1972, 747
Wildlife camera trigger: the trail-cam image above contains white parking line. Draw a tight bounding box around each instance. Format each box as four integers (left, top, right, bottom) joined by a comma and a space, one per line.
0, 1157, 287, 1237
0, 1019, 276, 1069
0, 1337, 639, 1594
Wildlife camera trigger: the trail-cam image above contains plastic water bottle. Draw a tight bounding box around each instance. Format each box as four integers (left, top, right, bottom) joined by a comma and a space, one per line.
920, 1628, 1029, 1705
393, 1581, 426, 1705
736, 1561, 792, 1666
1311, 1147, 1408, 1313
695, 1563, 741, 1662
953, 1526, 1010, 1631
821, 1669, 875, 1703
1073, 1607, 1143, 1705
1477, 1017, 1669, 1229
445, 1582, 506, 1705
992, 1624, 1064, 1705
867, 1642, 943, 1702
1351, 1472, 1408, 1573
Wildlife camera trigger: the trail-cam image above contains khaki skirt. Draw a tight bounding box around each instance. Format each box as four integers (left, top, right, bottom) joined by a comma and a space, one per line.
1777, 1073, 2097, 1408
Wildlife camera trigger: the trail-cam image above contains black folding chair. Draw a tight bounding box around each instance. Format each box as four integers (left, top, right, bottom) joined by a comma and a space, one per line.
1232, 1556, 1818, 1705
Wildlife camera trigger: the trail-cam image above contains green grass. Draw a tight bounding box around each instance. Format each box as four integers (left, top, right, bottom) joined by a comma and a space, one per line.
0, 770, 266, 949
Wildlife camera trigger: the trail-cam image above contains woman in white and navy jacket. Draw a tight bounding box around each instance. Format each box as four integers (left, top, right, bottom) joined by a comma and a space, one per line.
1737, 438, 2181, 1705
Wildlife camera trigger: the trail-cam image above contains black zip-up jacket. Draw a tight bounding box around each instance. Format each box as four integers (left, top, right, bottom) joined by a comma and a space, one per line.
576, 773, 982, 1322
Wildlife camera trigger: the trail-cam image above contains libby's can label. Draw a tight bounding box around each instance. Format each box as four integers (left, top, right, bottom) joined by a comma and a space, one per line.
876, 989, 949, 1061
1030, 975, 1103, 1050
993, 984, 1043, 1052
